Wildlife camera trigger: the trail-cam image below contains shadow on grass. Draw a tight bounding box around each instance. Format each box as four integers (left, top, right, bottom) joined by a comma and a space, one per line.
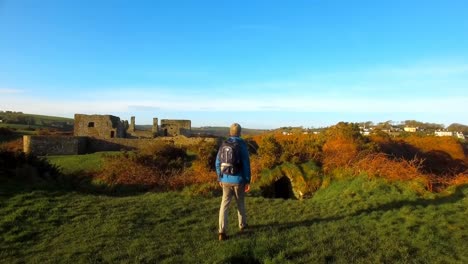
0, 169, 163, 198
238, 184, 467, 235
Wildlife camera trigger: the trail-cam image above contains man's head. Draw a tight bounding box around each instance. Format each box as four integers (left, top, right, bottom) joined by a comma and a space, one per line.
230, 123, 241, 137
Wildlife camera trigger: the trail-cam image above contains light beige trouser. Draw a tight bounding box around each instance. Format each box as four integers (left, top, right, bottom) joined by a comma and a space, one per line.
218, 183, 247, 234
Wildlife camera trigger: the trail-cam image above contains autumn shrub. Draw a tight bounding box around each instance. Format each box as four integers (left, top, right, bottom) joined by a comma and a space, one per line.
403, 135, 465, 160
249, 155, 263, 183
175, 139, 219, 187
0, 138, 23, 152
98, 153, 156, 187
449, 171, 468, 186
276, 134, 322, 164
257, 135, 282, 169
322, 122, 374, 172
254, 132, 322, 169
190, 139, 219, 170
370, 134, 467, 176
98, 143, 189, 190
353, 153, 424, 181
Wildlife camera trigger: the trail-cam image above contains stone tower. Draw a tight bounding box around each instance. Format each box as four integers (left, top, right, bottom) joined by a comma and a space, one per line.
129, 116, 136, 132
152, 118, 159, 137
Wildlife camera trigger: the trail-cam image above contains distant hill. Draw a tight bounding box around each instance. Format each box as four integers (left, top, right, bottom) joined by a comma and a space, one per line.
0, 111, 74, 131
447, 123, 468, 133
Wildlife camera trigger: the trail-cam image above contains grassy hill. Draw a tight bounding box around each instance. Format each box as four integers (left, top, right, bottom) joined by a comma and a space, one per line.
0, 112, 73, 132
0, 176, 466, 263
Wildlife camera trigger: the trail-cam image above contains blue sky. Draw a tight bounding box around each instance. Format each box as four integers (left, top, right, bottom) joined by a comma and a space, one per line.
1, 0, 467, 129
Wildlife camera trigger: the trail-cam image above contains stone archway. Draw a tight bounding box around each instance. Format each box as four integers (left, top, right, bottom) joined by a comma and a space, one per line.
260, 175, 297, 199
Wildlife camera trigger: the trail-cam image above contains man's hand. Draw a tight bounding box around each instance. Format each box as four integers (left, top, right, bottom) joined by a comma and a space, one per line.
244, 184, 250, 193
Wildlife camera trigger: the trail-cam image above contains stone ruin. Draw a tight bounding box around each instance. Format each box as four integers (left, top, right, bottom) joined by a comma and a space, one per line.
74, 114, 126, 139
74, 114, 191, 138
24, 114, 209, 156
160, 119, 191, 137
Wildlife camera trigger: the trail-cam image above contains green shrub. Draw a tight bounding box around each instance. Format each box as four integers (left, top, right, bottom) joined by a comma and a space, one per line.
0, 150, 62, 191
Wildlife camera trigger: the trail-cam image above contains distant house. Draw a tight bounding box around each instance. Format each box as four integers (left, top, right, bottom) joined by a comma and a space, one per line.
0, 120, 3, 123
404, 127, 417, 133
360, 128, 371, 136
455, 132, 465, 139
435, 131, 453, 137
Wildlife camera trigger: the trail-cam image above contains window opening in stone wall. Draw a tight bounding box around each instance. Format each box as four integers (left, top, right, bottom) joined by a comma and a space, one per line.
110, 131, 115, 138
88, 122, 95, 127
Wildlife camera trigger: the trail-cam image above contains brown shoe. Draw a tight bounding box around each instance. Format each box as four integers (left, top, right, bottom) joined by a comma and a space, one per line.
218, 233, 227, 241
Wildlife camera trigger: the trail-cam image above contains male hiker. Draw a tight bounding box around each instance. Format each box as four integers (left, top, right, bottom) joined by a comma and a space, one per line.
216, 123, 251, 241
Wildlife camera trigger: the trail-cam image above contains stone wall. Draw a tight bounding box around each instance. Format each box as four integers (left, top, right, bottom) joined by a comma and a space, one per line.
74, 114, 125, 139
87, 136, 216, 152
24, 135, 217, 155
24, 135, 87, 156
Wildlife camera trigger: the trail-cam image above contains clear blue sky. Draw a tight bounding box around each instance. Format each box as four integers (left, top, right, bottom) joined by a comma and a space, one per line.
1, 0, 467, 129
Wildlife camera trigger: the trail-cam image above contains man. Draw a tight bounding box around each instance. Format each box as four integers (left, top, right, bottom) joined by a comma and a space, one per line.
215, 123, 251, 241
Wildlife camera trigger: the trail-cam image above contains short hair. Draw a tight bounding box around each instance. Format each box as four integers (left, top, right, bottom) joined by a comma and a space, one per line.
229, 123, 241, 137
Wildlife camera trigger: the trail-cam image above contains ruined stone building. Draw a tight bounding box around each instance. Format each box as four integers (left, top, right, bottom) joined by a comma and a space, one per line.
74, 114, 126, 139
160, 119, 191, 136
24, 114, 201, 156
74, 114, 192, 139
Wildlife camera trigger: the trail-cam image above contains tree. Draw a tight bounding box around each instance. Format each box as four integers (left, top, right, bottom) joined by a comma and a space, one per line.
447, 123, 468, 133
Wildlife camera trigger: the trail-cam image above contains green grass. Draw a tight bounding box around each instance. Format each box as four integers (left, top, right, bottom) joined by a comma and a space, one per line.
0, 176, 467, 263
46, 152, 120, 175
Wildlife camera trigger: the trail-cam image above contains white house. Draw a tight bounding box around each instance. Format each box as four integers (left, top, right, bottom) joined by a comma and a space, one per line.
404, 127, 417, 132
455, 132, 465, 139
435, 131, 453, 137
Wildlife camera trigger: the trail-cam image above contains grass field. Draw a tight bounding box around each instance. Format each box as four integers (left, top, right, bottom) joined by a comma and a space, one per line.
0, 175, 466, 264
46, 152, 120, 175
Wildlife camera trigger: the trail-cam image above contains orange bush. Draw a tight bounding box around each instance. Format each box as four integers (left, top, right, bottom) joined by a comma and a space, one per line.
0, 138, 23, 152
98, 154, 160, 187
322, 122, 369, 172
403, 135, 465, 160
98, 142, 189, 189
249, 155, 264, 183
370, 134, 467, 176
449, 172, 468, 186
353, 153, 426, 181
322, 137, 360, 172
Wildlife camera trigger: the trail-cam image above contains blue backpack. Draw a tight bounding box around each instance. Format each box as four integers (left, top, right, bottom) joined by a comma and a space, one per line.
218, 138, 242, 175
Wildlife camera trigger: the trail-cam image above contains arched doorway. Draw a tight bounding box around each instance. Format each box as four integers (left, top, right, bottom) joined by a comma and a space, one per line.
273, 176, 294, 199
